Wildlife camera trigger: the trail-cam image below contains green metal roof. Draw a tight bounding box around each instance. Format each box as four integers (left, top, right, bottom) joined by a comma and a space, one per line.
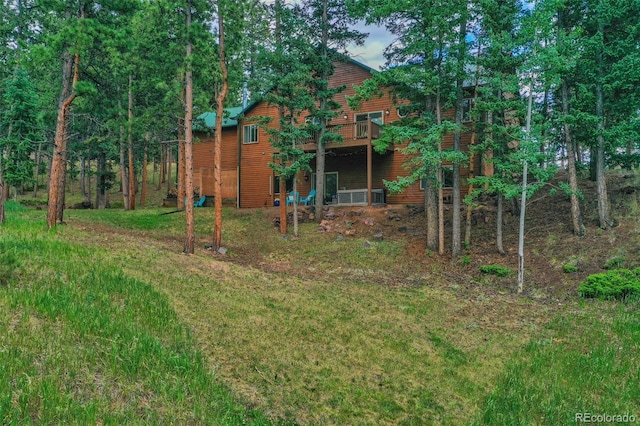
196, 106, 243, 129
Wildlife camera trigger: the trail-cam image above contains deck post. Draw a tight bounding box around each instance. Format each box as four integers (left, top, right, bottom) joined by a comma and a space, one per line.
367, 119, 372, 206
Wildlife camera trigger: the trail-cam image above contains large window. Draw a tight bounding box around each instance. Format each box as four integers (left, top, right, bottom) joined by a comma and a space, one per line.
243, 124, 258, 144
462, 98, 474, 123
355, 111, 383, 139
420, 166, 454, 189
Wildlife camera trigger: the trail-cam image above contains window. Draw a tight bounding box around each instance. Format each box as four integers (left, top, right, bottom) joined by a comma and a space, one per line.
355, 111, 384, 125
243, 124, 258, 144
462, 98, 474, 123
355, 111, 383, 139
274, 175, 293, 194
420, 166, 454, 189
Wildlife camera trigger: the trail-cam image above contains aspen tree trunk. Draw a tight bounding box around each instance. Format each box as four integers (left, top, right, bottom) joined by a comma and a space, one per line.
183, 0, 195, 254
212, 0, 229, 250
314, 0, 329, 221
452, 15, 467, 257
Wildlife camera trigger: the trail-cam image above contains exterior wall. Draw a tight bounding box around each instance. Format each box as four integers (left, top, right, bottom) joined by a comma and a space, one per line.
237, 59, 485, 208
193, 127, 238, 200
239, 103, 279, 207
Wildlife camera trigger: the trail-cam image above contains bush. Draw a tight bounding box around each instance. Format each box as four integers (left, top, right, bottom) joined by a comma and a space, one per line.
603, 257, 624, 270
563, 264, 579, 273
479, 264, 511, 277
578, 268, 640, 299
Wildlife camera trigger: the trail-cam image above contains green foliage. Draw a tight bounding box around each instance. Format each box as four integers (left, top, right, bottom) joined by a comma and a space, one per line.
563, 264, 578, 273
479, 264, 511, 277
459, 255, 471, 267
578, 269, 640, 300
603, 257, 625, 270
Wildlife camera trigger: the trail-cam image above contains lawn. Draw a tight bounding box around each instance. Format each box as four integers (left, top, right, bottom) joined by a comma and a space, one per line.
1, 200, 639, 424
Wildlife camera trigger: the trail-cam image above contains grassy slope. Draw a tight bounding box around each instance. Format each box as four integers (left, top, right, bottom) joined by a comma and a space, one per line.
0, 203, 273, 425
3, 172, 640, 424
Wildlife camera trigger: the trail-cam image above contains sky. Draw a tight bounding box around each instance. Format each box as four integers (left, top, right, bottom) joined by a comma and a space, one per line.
348, 22, 393, 70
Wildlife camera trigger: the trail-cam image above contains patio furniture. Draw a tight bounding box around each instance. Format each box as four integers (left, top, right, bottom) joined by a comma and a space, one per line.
300, 189, 316, 206
286, 191, 300, 206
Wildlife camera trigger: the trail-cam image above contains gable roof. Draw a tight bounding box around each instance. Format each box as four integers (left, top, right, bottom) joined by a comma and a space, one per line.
196, 106, 243, 130
237, 55, 377, 118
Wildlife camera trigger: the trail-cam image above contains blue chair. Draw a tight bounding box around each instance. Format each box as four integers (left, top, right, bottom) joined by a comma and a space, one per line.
194, 196, 206, 207
286, 191, 300, 206
300, 189, 316, 206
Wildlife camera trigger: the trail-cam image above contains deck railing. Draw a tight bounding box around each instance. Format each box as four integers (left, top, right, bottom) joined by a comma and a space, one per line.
303, 120, 382, 145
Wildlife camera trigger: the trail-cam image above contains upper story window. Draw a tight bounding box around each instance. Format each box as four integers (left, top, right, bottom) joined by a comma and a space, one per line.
243, 124, 258, 144
462, 98, 474, 123
355, 111, 384, 125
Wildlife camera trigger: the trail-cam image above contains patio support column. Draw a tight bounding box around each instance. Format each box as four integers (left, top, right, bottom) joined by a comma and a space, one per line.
367, 140, 372, 206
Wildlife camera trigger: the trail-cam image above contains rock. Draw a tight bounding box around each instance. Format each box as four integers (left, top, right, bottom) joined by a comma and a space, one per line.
345, 229, 357, 236
372, 231, 384, 241
363, 240, 372, 248
335, 235, 345, 242
362, 217, 375, 226
217, 247, 228, 255
398, 226, 408, 233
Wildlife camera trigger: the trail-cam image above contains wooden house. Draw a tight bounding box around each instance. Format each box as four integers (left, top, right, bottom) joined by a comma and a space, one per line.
236, 58, 482, 208
192, 106, 242, 206
194, 57, 486, 209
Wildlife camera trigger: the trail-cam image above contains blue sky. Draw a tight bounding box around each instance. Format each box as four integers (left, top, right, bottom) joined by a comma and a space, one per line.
348, 22, 393, 70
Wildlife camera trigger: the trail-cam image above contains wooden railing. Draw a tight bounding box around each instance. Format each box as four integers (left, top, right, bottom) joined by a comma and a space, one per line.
303, 120, 382, 146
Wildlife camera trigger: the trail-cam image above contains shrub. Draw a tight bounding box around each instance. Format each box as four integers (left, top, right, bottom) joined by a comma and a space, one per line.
563, 264, 579, 273
460, 255, 471, 267
603, 257, 624, 270
578, 268, 640, 299
479, 264, 511, 277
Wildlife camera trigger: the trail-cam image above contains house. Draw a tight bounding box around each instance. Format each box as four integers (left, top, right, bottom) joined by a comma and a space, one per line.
192, 106, 243, 206
194, 57, 485, 209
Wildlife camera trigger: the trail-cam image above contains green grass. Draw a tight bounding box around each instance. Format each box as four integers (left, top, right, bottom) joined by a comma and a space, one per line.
475, 300, 640, 425
0, 212, 274, 424
4, 201, 640, 424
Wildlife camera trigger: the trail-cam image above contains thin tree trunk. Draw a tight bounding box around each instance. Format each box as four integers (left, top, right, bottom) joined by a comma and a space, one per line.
183, 0, 195, 254
212, 1, 229, 250
128, 74, 136, 210
292, 117, 299, 237
0, 148, 5, 224
120, 113, 130, 210
96, 150, 107, 209
314, 0, 329, 221
33, 142, 42, 197
436, 89, 444, 255
561, 79, 585, 236
166, 143, 173, 192
595, 19, 611, 229
47, 50, 79, 228
425, 166, 438, 252
451, 15, 467, 257
141, 133, 148, 207
496, 193, 505, 255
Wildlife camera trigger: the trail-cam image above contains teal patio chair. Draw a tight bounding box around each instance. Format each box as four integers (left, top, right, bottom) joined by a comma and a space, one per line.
286, 191, 300, 206
194, 196, 206, 207
300, 189, 316, 206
